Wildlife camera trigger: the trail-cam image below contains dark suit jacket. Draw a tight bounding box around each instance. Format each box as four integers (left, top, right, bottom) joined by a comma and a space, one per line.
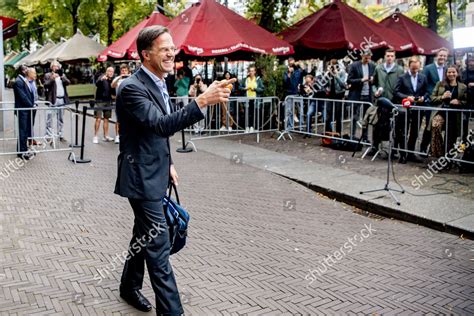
13, 76, 34, 109
114, 68, 205, 200
347, 61, 376, 101
423, 63, 445, 96
44, 72, 70, 104
394, 72, 429, 104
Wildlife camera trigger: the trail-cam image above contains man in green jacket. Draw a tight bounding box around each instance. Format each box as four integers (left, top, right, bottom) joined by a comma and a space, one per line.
368, 49, 404, 155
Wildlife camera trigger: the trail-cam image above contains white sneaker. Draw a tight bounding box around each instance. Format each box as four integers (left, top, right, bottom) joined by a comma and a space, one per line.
245, 127, 250, 133
114, 135, 120, 144
294, 114, 299, 123
93, 136, 99, 144
219, 126, 227, 131
250, 127, 254, 133
228, 126, 233, 132
103, 136, 114, 142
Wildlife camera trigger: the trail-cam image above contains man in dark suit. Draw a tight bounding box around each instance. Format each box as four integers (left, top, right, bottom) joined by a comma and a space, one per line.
420, 47, 449, 152
13, 65, 34, 160
394, 56, 429, 163
347, 50, 376, 141
115, 25, 235, 315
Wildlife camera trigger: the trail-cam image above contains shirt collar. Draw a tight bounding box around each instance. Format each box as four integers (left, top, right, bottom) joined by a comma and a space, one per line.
435, 62, 444, 69
141, 65, 166, 88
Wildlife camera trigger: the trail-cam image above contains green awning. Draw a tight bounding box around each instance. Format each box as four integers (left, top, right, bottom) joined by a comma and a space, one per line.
5, 51, 29, 67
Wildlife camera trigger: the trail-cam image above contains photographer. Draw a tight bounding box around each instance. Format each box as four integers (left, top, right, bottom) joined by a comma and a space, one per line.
189, 74, 208, 134
44, 61, 70, 142
324, 60, 346, 134
111, 63, 131, 144
300, 74, 318, 136
93, 66, 115, 144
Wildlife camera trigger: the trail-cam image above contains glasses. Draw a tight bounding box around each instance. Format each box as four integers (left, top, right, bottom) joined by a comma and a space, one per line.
149, 47, 178, 55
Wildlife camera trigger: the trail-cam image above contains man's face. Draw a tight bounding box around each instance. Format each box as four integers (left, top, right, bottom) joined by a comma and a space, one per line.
51, 65, 59, 72
288, 59, 295, 67
305, 76, 313, 85
27, 70, 36, 80
436, 50, 448, 65
385, 52, 395, 65
361, 54, 371, 64
144, 32, 176, 77
120, 67, 130, 76
409, 61, 420, 74
106, 67, 114, 78
468, 60, 474, 70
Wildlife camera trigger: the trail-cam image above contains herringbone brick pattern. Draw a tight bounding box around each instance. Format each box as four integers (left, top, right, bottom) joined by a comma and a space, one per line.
0, 114, 473, 315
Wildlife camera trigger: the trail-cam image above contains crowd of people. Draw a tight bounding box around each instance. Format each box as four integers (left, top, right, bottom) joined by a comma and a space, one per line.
11, 49, 474, 168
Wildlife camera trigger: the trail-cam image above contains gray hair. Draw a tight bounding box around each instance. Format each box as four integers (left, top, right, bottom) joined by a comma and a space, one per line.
136, 25, 169, 62
26, 67, 36, 76
51, 60, 62, 68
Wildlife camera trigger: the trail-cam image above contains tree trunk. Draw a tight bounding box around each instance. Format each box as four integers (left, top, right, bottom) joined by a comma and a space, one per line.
107, 1, 114, 46
157, 0, 165, 14
259, 0, 276, 32
426, 0, 438, 33
71, 0, 81, 35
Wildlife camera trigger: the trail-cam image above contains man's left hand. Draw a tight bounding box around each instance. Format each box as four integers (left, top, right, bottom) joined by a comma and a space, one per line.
170, 164, 179, 186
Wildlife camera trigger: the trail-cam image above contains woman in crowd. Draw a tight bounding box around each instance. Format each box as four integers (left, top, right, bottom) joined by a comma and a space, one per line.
429, 65, 467, 162
219, 71, 237, 131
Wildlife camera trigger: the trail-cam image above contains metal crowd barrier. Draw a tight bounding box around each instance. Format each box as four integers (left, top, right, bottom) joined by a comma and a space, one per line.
279, 96, 372, 146
280, 96, 474, 165
169, 96, 281, 150
0, 101, 76, 162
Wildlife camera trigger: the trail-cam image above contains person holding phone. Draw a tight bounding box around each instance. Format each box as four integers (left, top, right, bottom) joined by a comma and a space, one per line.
111, 64, 131, 144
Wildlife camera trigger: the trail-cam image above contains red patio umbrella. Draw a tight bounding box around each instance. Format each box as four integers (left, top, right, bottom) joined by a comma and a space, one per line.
98, 11, 170, 61
166, 0, 293, 58
278, 0, 412, 59
380, 11, 452, 55
1, 16, 19, 40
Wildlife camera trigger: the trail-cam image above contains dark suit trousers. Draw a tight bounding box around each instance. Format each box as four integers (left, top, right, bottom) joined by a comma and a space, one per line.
395, 108, 420, 156
17, 109, 32, 153
121, 199, 183, 315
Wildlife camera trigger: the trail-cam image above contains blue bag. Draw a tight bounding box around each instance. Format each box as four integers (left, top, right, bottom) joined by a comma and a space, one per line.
163, 183, 190, 255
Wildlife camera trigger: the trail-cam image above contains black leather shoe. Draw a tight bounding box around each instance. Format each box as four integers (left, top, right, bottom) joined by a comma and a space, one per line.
120, 290, 152, 312
399, 156, 407, 164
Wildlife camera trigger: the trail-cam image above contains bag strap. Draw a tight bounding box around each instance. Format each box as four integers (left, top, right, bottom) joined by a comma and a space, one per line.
167, 182, 181, 204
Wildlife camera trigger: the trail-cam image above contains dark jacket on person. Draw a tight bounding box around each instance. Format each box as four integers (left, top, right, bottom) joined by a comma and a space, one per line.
393, 71, 429, 104
372, 63, 405, 101
95, 76, 114, 102
13, 75, 34, 109
44, 72, 70, 104
284, 67, 303, 96
347, 61, 376, 101
423, 63, 446, 97
240, 76, 264, 97
114, 68, 205, 200
462, 68, 474, 106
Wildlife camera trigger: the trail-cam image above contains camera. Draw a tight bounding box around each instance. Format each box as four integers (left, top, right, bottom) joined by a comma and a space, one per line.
196, 78, 201, 84
55, 69, 63, 76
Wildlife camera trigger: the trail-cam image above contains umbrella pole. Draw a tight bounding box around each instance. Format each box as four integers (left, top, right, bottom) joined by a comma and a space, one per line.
0, 20, 4, 132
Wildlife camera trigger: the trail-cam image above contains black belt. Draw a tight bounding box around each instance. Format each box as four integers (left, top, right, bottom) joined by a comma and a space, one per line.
57, 96, 65, 99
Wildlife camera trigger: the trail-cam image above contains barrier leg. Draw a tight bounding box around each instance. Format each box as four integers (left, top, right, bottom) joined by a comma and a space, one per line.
70, 100, 81, 148
76, 105, 91, 164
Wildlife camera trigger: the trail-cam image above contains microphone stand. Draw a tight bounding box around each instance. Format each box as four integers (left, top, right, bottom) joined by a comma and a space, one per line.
360, 107, 404, 205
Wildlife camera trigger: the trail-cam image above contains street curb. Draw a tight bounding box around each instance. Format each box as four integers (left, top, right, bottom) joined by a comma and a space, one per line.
280, 174, 474, 240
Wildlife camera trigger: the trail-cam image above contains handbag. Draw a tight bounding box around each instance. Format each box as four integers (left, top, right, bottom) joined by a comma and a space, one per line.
163, 183, 190, 255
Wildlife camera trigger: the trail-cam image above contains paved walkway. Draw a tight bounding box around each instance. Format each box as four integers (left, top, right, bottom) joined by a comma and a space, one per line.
197, 132, 474, 238
0, 93, 473, 314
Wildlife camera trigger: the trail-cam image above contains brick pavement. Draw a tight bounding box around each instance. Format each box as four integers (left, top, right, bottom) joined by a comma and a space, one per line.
0, 102, 473, 315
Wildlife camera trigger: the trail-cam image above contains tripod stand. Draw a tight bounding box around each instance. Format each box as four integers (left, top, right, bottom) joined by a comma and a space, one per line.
360, 107, 404, 205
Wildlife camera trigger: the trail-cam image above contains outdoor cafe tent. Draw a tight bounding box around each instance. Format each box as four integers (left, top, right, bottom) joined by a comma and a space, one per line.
380, 11, 452, 55
3, 51, 18, 63
98, 11, 170, 61
166, 0, 293, 59
18, 40, 56, 66
43, 30, 105, 63
278, 0, 412, 59
5, 51, 29, 67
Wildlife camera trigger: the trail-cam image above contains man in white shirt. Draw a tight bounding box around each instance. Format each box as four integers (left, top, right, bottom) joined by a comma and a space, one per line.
44, 61, 70, 142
